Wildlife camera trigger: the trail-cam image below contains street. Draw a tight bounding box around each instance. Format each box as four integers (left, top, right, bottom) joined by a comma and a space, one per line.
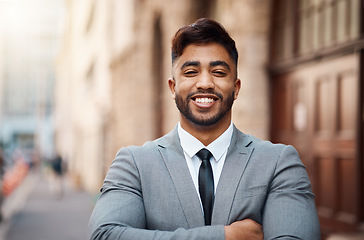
0, 171, 94, 240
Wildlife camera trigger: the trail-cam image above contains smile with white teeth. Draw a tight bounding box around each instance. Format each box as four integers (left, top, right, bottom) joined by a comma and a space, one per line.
195, 98, 214, 104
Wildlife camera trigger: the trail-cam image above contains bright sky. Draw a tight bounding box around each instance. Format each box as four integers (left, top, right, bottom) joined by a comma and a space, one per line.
0, 0, 64, 36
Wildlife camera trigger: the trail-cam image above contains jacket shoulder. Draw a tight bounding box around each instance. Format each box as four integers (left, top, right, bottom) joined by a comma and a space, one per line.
235, 129, 286, 150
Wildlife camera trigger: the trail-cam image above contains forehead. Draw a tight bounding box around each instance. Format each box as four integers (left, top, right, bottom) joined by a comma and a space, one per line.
173, 43, 233, 68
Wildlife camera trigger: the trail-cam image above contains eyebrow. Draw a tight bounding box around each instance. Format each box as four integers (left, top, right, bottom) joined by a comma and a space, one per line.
180, 60, 231, 71
210, 60, 230, 70
181, 61, 200, 70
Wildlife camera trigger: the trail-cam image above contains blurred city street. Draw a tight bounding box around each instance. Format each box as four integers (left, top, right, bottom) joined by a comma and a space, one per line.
0, 170, 94, 240
0, 0, 363, 237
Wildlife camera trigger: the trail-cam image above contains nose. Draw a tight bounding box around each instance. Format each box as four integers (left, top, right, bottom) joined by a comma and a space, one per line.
195, 71, 215, 90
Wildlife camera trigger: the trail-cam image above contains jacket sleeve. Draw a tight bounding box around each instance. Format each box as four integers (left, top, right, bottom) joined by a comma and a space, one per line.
262, 145, 320, 239
88, 147, 225, 240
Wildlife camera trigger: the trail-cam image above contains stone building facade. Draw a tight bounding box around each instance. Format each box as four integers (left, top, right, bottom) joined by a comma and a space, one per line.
55, 0, 271, 192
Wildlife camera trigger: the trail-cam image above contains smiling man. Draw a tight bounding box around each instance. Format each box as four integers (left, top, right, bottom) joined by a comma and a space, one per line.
89, 18, 320, 240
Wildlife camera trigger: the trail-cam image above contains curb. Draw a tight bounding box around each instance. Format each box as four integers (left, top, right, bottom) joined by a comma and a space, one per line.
0, 171, 39, 240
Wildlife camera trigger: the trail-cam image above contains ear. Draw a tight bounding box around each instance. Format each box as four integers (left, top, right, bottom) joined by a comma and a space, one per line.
234, 78, 241, 100
168, 78, 176, 100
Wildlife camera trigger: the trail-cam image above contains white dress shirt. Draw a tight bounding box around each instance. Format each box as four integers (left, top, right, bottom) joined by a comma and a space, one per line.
177, 122, 233, 200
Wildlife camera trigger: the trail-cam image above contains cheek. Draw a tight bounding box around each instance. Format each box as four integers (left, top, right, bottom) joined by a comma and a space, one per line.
175, 81, 193, 93
216, 82, 236, 93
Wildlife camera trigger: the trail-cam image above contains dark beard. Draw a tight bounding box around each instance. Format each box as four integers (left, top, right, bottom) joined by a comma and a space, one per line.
175, 90, 235, 126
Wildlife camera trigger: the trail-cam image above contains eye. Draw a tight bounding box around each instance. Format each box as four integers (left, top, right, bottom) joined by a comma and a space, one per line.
184, 70, 198, 77
212, 70, 227, 77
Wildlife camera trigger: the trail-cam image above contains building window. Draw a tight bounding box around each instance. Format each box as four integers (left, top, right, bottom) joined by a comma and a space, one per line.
271, 0, 361, 63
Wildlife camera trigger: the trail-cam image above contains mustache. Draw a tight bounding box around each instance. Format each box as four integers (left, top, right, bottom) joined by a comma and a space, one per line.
186, 90, 223, 100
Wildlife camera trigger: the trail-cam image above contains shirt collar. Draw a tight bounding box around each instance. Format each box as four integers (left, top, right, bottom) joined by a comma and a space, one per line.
178, 122, 234, 162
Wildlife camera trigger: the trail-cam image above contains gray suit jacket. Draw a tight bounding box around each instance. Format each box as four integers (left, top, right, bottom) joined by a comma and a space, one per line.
89, 125, 320, 239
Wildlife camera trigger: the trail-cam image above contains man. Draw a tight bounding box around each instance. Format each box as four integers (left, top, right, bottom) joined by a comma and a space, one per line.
89, 18, 320, 240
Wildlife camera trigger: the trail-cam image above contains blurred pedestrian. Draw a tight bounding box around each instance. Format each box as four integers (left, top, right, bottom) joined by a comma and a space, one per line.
49, 154, 64, 198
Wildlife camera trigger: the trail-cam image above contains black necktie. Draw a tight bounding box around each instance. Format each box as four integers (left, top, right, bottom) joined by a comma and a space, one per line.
197, 148, 214, 225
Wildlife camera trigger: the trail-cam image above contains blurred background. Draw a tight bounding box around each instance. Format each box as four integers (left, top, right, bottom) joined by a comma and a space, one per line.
0, 0, 363, 239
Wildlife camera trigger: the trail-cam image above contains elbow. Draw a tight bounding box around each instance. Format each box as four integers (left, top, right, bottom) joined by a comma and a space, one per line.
89, 224, 124, 240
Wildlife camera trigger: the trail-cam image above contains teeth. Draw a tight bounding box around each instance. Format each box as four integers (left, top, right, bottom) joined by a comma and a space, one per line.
195, 98, 214, 104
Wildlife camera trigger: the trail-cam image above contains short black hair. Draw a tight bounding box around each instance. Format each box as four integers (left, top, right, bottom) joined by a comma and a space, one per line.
171, 18, 238, 66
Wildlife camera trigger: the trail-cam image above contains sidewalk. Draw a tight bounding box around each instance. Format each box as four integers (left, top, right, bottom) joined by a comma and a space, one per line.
0, 170, 95, 240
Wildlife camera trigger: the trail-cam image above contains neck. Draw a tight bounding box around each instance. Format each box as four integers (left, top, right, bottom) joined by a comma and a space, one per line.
180, 115, 232, 146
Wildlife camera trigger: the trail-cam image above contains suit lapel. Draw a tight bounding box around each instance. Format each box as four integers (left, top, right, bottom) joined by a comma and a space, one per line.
156, 127, 205, 228
212, 126, 254, 225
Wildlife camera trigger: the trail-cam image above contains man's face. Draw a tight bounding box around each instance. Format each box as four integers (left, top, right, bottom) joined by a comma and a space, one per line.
169, 43, 240, 128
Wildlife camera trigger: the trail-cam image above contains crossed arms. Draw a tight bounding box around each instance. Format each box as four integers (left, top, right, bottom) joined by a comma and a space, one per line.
88, 144, 320, 240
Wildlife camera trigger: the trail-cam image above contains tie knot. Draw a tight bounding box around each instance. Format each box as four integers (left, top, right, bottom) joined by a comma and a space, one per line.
196, 148, 212, 161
